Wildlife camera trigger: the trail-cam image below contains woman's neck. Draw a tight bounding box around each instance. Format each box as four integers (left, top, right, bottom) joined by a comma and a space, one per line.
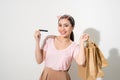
57, 36, 71, 43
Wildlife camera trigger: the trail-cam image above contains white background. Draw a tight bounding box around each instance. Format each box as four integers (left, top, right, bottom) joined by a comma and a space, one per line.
0, 0, 120, 80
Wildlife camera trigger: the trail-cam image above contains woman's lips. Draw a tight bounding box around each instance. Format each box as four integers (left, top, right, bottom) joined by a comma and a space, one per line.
60, 31, 66, 35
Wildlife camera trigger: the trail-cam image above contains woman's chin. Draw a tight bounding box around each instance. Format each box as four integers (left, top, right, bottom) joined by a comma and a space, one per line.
60, 35, 68, 38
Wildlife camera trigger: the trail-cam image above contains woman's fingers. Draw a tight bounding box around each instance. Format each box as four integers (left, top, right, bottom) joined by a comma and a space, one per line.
83, 33, 89, 40
80, 33, 89, 42
34, 29, 41, 41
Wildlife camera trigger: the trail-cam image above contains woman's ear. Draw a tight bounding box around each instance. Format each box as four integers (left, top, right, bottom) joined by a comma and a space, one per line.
72, 26, 74, 30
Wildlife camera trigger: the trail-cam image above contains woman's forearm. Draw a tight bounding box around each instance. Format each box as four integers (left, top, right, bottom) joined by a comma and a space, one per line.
79, 43, 85, 65
35, 41, 43, 64
76, 34, 89, 65
76, 42, 85, 65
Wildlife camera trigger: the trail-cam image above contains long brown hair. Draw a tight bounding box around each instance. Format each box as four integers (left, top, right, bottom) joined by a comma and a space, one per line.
58, 14, 75, 41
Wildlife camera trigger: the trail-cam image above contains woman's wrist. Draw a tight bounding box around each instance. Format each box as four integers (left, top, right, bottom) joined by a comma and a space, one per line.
36, 40, 40, 45
80, 41, 84, 46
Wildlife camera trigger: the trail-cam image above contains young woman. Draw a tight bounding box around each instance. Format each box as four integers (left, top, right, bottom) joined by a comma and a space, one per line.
34, 14, 89, 80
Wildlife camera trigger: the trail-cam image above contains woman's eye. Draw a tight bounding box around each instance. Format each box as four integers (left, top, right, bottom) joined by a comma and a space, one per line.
64, 24, 69, 27
58, 24, 62, 27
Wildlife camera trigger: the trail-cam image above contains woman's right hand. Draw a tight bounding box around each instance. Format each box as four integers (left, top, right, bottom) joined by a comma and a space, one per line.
34, 30, 41, 42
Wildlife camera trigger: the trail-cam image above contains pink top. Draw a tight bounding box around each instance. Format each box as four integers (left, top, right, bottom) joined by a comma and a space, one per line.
42, 36, 80, 71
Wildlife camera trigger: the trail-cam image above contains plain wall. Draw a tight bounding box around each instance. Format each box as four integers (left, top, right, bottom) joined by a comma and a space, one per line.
0, 0, 120, 80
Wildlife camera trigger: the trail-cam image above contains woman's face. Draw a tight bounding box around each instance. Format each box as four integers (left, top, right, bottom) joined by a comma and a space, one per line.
58, 18, 73, 37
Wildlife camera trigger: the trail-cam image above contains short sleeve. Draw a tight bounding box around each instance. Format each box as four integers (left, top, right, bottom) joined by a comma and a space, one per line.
41, 35, 54, 51
73, 44, 80, 59
41, 37, 49, 51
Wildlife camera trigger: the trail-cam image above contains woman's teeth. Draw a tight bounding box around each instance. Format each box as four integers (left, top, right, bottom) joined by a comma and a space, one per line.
61, 32, 66, 35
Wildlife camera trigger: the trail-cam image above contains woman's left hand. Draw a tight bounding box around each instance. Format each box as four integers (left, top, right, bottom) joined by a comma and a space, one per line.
80, 33, 89, 43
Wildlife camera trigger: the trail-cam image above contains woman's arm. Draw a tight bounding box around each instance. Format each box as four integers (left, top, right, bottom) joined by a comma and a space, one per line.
34, 30, 44, 64
76, 41, 85, 65
75, 34, 89, 65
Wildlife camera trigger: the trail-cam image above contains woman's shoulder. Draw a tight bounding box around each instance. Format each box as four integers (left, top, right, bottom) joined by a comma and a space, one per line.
44, 35, 56, 41
46, 35, 55, 38
72, 42, 80, 48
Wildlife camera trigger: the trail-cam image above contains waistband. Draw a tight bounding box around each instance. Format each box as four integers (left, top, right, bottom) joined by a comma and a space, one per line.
44, 67, 68, 72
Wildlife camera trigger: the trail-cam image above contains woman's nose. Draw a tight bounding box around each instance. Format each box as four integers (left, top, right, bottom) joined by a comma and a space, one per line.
61, 26, 65, 31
